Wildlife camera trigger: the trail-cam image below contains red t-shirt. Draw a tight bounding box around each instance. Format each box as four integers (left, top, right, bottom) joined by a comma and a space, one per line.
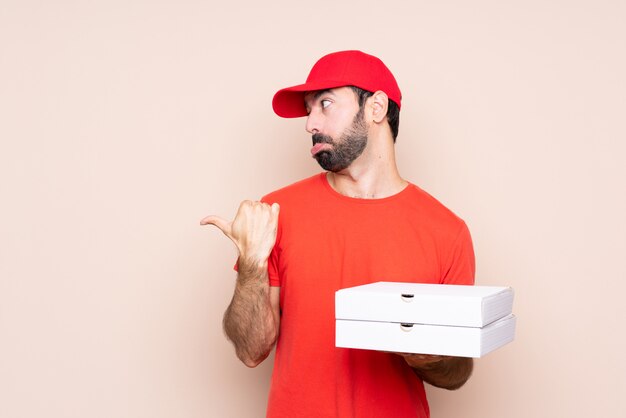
262, 173, 475, 418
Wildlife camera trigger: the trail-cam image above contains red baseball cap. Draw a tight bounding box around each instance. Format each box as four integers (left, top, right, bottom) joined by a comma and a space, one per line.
272, 50, 402, 118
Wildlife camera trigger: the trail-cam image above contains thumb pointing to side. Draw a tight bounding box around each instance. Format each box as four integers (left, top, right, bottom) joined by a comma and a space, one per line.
200, 215, 233, 240
201, 200, 279, 260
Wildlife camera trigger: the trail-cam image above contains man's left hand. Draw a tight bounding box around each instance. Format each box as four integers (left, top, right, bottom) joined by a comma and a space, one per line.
393, 352, 474, 390
395, 352, 446, 370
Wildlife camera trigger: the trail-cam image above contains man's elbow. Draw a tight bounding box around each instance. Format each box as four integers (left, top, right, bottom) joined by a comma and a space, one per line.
435, 358, 474, 390
420, 357, 474, 390
237, 333, 278, 368
241, 353, 268, 368
438, 373, 471, 390
238, 347, 272, 368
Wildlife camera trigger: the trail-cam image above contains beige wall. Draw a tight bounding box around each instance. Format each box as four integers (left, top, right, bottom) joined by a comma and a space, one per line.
1, 1, 625, 417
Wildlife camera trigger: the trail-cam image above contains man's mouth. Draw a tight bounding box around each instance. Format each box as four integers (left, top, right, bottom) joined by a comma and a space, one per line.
311, 142, 332, 156
311, 134, 333, 156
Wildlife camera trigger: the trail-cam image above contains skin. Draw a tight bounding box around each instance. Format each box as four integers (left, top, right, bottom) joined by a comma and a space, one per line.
201, 86, 473, 389
200, 201, 280, 368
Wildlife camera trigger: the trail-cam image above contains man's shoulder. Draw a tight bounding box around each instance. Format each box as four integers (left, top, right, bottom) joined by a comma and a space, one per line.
404, 183, 468, 229
261, 173, 324, 204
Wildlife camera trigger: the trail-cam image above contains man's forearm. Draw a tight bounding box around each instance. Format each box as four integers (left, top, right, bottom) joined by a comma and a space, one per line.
223, 257, 278, 368
410, 356, 473, 390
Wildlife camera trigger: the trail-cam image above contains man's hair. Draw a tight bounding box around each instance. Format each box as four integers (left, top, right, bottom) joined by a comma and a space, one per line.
349, 86, 400, 142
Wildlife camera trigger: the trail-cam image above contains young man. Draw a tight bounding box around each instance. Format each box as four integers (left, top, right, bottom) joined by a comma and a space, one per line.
201, 50, 475, 418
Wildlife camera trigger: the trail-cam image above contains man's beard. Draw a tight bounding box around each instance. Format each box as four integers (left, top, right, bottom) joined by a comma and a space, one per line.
312, 110, 368, 172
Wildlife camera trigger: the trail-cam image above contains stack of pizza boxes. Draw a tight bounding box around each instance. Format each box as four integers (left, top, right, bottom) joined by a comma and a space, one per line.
335, 282, 515, 357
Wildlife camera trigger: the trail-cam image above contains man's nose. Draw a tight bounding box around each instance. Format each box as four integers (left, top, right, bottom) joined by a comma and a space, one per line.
305, 111, 320, 134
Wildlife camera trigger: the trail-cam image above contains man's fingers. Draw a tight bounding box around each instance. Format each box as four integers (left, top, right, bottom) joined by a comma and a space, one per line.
271, 202, 280, 220
200, 215, 232, 235
201, 201, 280, 260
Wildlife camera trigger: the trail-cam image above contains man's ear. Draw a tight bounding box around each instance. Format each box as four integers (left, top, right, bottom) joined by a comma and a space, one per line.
369, 91, 389, 123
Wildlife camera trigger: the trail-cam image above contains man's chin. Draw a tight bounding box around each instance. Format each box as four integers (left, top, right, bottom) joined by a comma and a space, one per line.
315, 152, 351, 172
314, 152, 332, 170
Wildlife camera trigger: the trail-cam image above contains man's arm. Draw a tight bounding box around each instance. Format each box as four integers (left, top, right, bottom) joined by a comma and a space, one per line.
201, 200, 281, 367
401, 222, 474, 389
223, 266, 280, 367
399, 353, 473, 390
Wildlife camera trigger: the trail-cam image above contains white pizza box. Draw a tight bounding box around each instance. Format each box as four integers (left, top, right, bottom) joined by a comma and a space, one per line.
335, 282, 514, 327
336, 314, 516, 358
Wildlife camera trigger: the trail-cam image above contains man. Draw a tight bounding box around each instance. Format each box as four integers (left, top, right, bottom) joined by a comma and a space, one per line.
201, 50, 475, 418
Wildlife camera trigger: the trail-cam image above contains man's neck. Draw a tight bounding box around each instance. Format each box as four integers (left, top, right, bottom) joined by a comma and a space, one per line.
325, 118, 407, 199
326, 156, 407, 199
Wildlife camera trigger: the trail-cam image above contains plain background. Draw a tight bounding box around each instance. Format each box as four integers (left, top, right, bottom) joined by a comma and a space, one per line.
1, 1, 625, 417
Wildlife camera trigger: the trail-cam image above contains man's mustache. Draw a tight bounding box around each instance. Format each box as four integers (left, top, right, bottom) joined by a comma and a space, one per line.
312, 133, 334, 146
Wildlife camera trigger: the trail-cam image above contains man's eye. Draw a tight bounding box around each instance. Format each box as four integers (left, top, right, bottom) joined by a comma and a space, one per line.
321, 99, 331, 109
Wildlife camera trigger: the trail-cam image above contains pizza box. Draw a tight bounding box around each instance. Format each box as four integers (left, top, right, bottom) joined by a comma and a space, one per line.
336, 314, 516, 358
335, 282, 514, 327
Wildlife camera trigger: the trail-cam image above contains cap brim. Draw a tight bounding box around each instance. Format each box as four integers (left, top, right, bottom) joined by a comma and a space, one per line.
272, 80, 349, 118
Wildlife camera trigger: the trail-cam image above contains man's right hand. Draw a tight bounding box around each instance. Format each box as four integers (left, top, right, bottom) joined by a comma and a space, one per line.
201, 200, 281, 367
200, 201, 280, 265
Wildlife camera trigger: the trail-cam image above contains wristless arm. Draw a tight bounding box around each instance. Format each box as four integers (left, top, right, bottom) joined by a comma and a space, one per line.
223, 257, 280, 368
401, 354, 473, 390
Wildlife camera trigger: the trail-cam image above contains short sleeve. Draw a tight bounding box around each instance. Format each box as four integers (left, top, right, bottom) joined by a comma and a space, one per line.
442, 222, 476, 285
267, 246, 281, 287
261, 196, 282, 287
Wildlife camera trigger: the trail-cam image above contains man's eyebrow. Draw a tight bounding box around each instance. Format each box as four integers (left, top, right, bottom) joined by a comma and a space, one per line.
311, 89, 334, 100
305, 89, 334, 103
